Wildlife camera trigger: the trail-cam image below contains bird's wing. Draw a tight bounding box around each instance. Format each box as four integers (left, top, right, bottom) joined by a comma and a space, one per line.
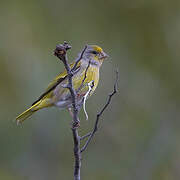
32, 61, 81, 106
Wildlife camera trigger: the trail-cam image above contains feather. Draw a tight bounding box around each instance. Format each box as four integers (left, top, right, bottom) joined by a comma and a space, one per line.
32, 61, 81, 106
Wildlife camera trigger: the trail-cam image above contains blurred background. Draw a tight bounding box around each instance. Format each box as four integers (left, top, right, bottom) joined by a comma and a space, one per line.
0, 0, 180, 179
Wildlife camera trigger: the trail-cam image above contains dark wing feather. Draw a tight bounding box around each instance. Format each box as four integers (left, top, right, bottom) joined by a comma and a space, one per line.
32, 76, 66, 106
31, 61, 81, 106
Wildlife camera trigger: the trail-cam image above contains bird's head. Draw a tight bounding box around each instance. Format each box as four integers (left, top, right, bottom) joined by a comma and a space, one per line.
82, 45, 108, 66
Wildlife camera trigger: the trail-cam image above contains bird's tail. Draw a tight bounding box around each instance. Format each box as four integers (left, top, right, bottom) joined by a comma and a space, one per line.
16, 101, 42, 125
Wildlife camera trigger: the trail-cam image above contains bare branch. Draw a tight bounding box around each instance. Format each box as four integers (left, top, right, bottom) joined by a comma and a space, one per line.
54, 42, 87, 127
80, 132, 92, 140
54, 41, 87, 180
72, 129, 81, 180
80, 70, 118, 153
77, 60, 91, 94
71, 45, 87, 72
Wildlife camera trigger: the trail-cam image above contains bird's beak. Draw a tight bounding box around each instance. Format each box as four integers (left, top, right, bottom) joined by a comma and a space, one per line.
100, 51, 109, 59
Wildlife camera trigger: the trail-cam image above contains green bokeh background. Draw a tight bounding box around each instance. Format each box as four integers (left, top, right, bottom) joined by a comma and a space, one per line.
0, 0, 180, 179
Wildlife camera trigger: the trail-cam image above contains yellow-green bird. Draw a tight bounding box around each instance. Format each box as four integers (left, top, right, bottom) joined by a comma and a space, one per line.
16, 45, 108, 124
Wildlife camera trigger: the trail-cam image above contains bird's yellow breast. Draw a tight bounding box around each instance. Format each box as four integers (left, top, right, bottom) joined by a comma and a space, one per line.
49, 62, 100, 105
73, 64, 99, 96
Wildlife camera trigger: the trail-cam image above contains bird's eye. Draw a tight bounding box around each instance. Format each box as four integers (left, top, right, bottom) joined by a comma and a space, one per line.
91, 50, 98, 55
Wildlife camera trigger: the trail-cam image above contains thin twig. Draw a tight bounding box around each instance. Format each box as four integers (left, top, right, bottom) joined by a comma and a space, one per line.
77, 59, 91, 93
81, 70, 118, 153
71, 45, 87, 72
80, 132, 92, 140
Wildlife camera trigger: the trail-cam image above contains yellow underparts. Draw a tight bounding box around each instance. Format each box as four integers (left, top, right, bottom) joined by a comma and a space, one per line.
73, 65, 99, 96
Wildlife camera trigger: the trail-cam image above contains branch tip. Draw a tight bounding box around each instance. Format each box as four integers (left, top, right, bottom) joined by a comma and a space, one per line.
80, 70, 118, 153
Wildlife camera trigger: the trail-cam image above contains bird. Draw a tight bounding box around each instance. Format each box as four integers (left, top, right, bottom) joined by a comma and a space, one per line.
16, 45, 108, 124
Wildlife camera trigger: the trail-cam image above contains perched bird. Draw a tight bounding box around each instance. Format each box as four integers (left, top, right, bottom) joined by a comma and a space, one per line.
16, 45, 108, 124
